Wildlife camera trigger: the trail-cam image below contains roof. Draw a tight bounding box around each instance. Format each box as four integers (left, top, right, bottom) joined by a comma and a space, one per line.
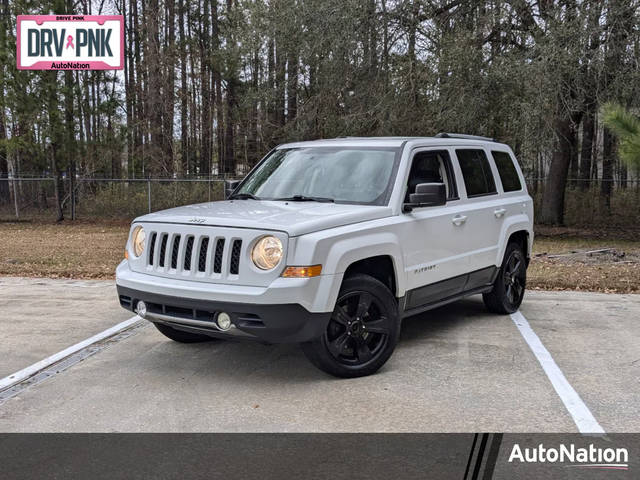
277, 135, 507, 149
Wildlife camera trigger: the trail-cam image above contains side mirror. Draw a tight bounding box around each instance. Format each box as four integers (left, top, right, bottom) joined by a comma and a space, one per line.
224, 179, 242, 199
403, 183, 446, 212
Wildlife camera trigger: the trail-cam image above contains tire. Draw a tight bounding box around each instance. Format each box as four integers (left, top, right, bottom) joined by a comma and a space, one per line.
301, 274, 400, 378
154, 322, 216, 343
483, 242, 527, 314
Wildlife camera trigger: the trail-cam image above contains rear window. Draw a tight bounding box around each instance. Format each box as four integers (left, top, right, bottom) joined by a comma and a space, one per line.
491, 151, 523, 192
456, 149, 497, 197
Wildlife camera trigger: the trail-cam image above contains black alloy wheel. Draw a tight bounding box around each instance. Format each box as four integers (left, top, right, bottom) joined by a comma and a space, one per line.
503, 249, 526, 306
301, 274, 400, 378
483, 242, 527, 314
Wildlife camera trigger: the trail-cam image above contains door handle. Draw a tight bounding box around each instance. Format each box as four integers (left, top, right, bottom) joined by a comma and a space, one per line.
494, 208, 507, 218
452, 214, 467, 226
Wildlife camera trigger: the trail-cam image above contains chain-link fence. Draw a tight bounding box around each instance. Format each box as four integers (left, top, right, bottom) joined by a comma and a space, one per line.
0, 177, 229, 221
1, 176, 639, 228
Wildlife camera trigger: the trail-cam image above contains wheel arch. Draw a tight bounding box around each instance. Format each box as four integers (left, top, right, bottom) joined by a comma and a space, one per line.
343, 255, 398, 298
324, 232, 405, 298
507, 230, 530, 260
496, 215, 533, 267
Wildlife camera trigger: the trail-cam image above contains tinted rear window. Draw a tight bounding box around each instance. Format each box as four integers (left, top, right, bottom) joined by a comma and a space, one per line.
456, 149, 497, 197
491, 151, 522, 192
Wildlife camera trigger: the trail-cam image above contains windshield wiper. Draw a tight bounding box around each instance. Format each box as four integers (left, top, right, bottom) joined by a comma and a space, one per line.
229, 193, 261, 200
275, 194, 335, 203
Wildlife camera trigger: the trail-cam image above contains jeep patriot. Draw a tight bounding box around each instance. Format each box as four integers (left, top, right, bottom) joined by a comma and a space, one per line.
116, 134, 534, 377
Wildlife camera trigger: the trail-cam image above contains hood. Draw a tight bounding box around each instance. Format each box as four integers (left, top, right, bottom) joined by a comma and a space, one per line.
136, 200, 393, 236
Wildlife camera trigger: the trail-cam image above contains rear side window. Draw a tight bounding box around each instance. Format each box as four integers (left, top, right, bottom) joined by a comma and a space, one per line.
491, 151, 523, 192
455, 149, 497, 197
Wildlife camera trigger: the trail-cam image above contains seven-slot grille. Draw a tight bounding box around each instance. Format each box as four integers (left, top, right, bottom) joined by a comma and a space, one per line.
147, 231, 243, 277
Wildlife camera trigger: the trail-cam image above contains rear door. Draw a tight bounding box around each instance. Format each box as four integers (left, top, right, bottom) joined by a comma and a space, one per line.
452, 148, 504, 281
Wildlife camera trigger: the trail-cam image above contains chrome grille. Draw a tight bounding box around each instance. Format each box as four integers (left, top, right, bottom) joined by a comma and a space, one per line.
146, 229, 246, 280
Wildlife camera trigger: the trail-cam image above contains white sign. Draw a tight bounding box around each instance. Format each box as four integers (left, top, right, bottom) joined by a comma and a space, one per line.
17, 15, 124, 70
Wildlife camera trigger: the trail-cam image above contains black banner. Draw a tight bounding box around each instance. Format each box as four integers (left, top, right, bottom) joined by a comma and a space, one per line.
0, 433, 637, 479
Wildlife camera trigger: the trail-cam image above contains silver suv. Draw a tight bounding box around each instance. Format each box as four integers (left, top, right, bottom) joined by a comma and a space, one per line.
116, 134, 534, 377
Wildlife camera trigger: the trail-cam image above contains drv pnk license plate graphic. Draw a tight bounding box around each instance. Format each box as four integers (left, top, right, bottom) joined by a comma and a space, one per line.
17, 15, 124, 70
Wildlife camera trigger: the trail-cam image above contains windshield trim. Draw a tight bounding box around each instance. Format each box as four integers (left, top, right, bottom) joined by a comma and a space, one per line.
231, 145, 403, 207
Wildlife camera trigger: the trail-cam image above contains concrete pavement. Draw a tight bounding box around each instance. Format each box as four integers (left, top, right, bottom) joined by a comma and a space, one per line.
0, 277, 133, 378
0, 277, 638, 432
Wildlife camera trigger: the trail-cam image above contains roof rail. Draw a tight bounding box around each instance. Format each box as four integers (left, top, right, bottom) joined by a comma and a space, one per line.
435, 133, 496, 142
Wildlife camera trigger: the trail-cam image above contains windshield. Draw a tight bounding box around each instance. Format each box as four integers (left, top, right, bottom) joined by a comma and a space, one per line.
235, 147, 400, 205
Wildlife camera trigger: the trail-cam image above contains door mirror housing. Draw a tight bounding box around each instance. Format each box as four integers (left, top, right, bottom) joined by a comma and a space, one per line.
403, 183, 446, 212
224, 179, 242, 199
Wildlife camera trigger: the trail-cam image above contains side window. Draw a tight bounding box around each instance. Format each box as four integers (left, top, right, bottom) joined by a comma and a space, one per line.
406, 150, 458, 202
455, 149, 497, 197
491, 151, 523, 192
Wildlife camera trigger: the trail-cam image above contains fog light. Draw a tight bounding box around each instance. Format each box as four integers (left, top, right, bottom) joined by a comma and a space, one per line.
216, 312, 232, 331
136, 301, 147, 318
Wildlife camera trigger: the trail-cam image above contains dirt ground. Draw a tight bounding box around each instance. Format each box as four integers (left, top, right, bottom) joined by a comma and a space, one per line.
0, 220, 129, 279
1, 220, 639, 292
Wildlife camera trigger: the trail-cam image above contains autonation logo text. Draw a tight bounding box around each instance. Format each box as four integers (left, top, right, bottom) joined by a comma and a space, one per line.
509, 443, 629, 470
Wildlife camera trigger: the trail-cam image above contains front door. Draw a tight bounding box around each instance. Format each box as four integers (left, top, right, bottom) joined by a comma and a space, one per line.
399, 148, 474, 310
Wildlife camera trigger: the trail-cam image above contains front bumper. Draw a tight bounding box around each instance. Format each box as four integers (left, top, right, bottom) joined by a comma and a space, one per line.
116, 261, 342, 313
118, 286, 331, 343
116, 261, 336, 343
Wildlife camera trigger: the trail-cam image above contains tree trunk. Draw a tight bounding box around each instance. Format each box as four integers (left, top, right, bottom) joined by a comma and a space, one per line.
223, 0, 237, 176
163, 0, 176, 170
287, 49, 298, 122
407, 0, 419, 106
179, 0, 188, 174
64, 70, 76, 219
200, 0, 212, 175
275, 39, 286, 127
579, 108, 595, 191
212, 0, 223, 175
146, 0, 164, 174
0, 0, 9, 203
46, 71, 65, 221
541, 115, 575, 225
124, 0, 133, 176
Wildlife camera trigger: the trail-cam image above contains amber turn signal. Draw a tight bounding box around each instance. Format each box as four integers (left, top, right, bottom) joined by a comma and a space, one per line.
282, 265, 322, 278
124, 249, 129, 260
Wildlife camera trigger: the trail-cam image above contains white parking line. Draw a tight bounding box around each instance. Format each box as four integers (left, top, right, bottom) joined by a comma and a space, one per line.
511, 310, 605, 434
0, 315, 141, 392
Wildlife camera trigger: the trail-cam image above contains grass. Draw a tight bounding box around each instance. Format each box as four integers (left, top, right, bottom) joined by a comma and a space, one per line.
529, 227, 640, 293
0, 220, 638, 293
0, 220, 130, 279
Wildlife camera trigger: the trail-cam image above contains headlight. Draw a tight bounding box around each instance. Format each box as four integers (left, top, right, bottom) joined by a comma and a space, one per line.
251, 236, 283, 270
131, 226, 146, 257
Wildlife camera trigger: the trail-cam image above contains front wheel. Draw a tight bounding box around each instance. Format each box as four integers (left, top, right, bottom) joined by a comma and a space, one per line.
483, 242, 527, 314
301, 274, 400, 378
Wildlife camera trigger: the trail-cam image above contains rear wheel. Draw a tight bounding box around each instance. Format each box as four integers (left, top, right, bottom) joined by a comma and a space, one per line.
154, 323, 216, 343
483, 242, 527, 314
301, 274, 400, 378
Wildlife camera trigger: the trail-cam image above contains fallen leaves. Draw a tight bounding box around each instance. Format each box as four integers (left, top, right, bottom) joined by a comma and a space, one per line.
0, 221, 129, 279
1, 221, 639, 293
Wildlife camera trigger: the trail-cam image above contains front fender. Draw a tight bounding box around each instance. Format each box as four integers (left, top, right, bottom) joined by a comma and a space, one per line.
289, 228, 406, 309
